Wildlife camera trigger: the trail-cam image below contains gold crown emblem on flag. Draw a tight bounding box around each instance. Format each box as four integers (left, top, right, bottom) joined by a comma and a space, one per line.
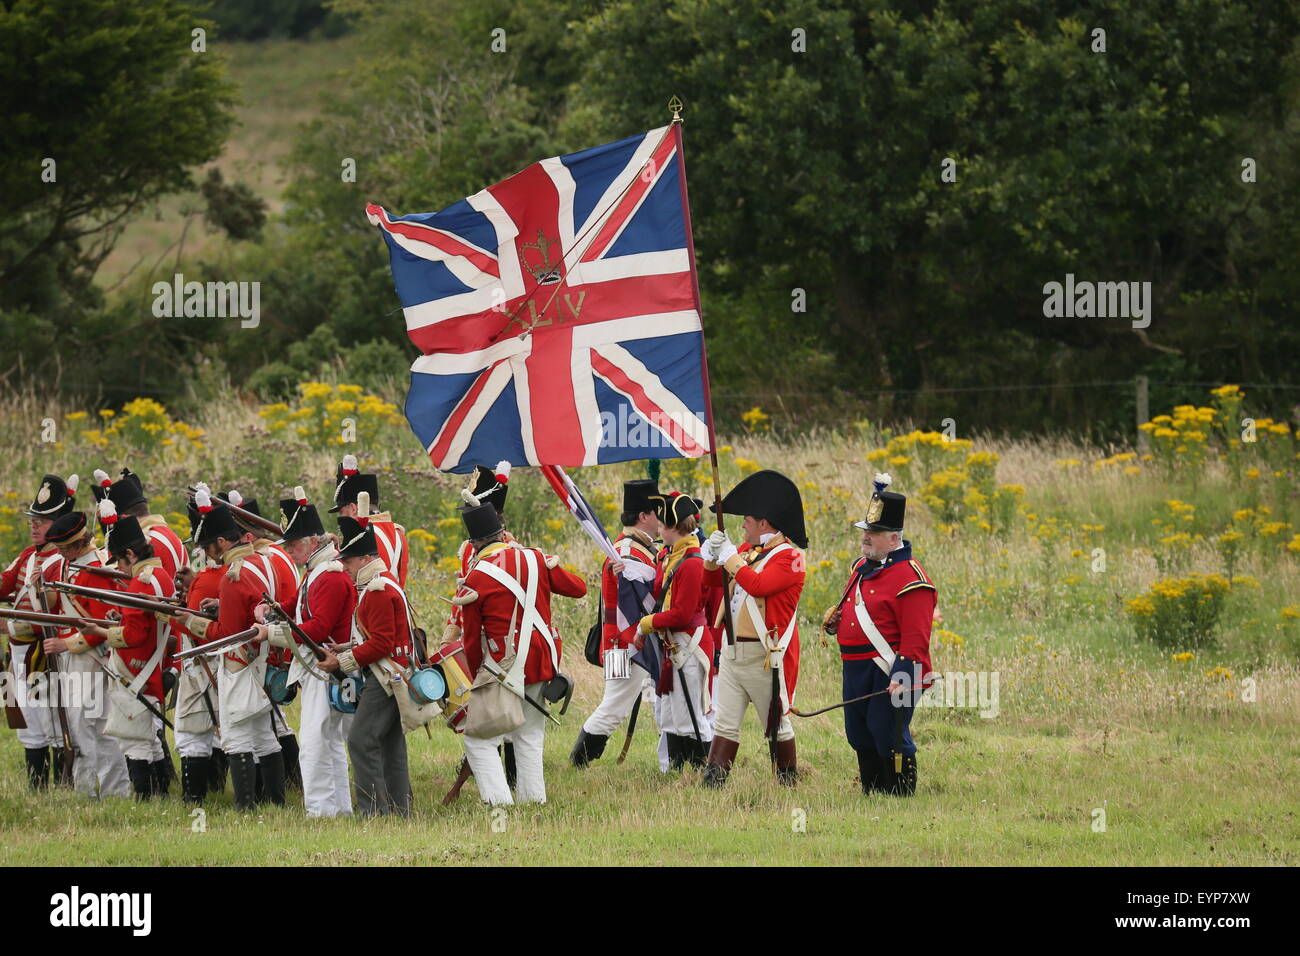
521, 230, 562, 285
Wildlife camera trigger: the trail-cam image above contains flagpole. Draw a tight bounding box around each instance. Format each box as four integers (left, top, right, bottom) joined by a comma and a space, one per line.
670, 97, 736, 650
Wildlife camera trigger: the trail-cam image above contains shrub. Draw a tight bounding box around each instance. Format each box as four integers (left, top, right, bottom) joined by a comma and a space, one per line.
1125, 573, 1231, 649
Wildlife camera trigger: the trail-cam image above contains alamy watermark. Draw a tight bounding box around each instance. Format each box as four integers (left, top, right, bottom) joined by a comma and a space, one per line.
1042, 274, 1151, 329
152, 272, 260, 328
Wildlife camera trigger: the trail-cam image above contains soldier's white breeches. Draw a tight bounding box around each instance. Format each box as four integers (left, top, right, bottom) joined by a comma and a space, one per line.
175, 729, 216, 758
221, 710, 281, 758
713, 641, 794, 743
463, 681, 548, 806
63, 654, 128, 798
581, 669, 651, 737
118, 712, 165, 761
298, 677, 353, 817
656, 656, 712, 741
11, 652, 58, 748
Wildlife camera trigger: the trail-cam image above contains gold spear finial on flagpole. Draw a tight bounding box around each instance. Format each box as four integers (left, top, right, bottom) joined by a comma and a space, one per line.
668, 95, 683, 123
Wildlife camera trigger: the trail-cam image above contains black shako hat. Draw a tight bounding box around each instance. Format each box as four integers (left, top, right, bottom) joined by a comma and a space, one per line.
279, 486, 326, 541
337, 515, 377, 559
622, 478, 659, 516
855, 473, 906, 532
191, 490, 243, 546
26, 473, 79, 519
469, 461, 511, 513
460, 502, 504, 541
219, 489, 269, 534
719, 469, 808, 548
91, 468, 148, 512
331, 454, 380, 513
650, 490, 700, 526
46, 510, 89, 545
97, 499, 148, 559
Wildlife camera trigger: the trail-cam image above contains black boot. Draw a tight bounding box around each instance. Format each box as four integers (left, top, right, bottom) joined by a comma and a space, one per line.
50, 747, 69, 787
254, 759, 265, 803
151, 760, 172, 798
228, 752, 257, 811
503, 742, 517, 790
569, 729, 609, 768
24, 747, 50, 791
258, 751, 287, 806
857, 748, 885, 794
208, 748, 228, 793
278, 734, 302, 790
890, 752, 917, 797
685, 736, 708, 769
775, 738, 798, 787
181, 756, 210, 804
126, 758, 154, 800
666, 734, 686, 771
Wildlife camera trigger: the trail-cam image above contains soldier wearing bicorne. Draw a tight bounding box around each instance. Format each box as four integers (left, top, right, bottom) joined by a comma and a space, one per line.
570, 478, 659, 768
316, 510, 416, 817
638, 491, 714, 770
39, 509, 131, 799
1, 473, 78, 788
77, 500, 175, 800
699, 470, 807, 788
169, 498, 227, 804
331, 454, 409, 588
178, 491, 287, 811
215, 486, 302, 789
259, 487, 357, 818
823, 476, 935, 797
454, 501, 587, 806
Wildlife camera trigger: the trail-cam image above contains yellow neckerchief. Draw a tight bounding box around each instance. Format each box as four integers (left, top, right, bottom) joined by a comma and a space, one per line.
472, 539, 512, 569
659, 535, 696, 613
222, 542, 254, 566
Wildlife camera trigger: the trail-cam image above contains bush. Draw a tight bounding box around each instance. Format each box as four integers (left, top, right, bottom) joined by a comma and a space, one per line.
1125, 573, 1231, 649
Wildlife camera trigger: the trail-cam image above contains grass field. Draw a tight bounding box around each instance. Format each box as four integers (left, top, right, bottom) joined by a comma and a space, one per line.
0, 381, 1297, 865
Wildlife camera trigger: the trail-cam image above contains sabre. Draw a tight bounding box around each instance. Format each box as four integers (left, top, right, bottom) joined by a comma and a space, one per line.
616, 692, 642, 764
49, 581, 213, 619
788, 687, 894, 718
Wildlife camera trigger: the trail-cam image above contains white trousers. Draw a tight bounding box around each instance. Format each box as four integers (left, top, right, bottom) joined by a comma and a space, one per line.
63, 652, 129, 798
713, 641, 794, 743
581, 668, 652, 736
175, 729, 216, 758
10, 649, 58, 748
656, 656, 712, 740
117, 710, 165, 761
221, 710, 281, 757
463, 681, 548, 806
298, 677, 353, 817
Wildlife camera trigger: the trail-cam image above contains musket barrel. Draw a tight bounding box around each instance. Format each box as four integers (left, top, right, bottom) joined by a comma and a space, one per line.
186, 486, 283, 536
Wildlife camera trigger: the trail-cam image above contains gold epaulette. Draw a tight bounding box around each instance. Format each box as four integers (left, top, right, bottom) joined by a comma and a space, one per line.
896, 560, 936, 597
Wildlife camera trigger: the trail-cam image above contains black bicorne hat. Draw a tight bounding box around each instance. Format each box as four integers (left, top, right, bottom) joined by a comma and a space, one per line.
719, 469, 808, 548
46, 510, 89, 545
331, 454, 380, 513
854, 473, 905, 532
622, 478, 659, 516
650, 490, 700, 526
337, 515, 378, 559
26, 473, 79, 519
469, 461, 511, 513
279, 486, 326, 541
460, 502, 504, 541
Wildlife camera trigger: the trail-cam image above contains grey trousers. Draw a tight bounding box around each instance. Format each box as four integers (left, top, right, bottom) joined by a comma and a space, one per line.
347, 684, 409, 817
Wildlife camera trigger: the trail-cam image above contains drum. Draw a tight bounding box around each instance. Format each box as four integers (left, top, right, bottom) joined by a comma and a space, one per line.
428, 639, 472, 730
328, 671, 365, 714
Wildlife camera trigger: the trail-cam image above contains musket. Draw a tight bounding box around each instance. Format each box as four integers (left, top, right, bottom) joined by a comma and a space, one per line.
186, 486, 282, 537
259, 591, 345, 684
83, 651, 174, 731
482, 658, 560, 726
172, 626, 260, 660
0, 607, 117, 629
616, 692, 641, 764
49, 581, 214, 619
77, 564, 130, 581
34, 578, 78, 785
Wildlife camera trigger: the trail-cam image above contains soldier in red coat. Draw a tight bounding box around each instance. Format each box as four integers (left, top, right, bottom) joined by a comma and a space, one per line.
316, 512, 417, 816
1, 473, 78, 788
637, 492, 714, 770
823, 477, 936, 796
570, 478, 659, 768
455, 502, 586, 805
330, 454, 409, 588
78, 500, 175, 800
700, 470, 807, 788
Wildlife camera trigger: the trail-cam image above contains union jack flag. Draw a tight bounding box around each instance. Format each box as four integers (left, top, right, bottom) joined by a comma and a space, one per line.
367, 126, 711, 474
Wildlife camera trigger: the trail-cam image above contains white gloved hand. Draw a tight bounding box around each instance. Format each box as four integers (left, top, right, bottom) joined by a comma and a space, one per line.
700, 537, 718, 563
716, 540, 738, 565
707, 530, 728, 550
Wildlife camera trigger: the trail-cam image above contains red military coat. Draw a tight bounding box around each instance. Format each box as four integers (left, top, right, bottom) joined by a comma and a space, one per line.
54, 550, 123, 655
351, 566, 414, 671
370, 513, 410, 588
706, 533, 805, 709
835, 544, 936, 680
460, 541, 587, 686
1, 543, 63, 670
277, 559, 356, 649
191, 543, 292, 666
647, 540, 714, 664
104, 558, 174, 702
